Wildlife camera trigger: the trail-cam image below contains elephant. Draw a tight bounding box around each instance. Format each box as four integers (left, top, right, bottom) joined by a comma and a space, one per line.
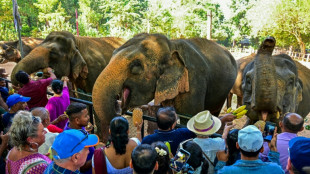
227, 53, 256, 108
0, 37, 43, 63
242, 37, 310, 125
92, 33, 238, 141
11, 31, 125, 93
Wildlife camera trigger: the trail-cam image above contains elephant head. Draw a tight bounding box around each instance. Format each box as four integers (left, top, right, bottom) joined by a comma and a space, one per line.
242, 37, 303, 123
0, 41, 21, 63
93, 33, 190, 141
11, 31, 88, 88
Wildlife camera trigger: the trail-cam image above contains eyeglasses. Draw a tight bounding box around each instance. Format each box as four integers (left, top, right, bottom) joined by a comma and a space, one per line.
70, 129, 88, 153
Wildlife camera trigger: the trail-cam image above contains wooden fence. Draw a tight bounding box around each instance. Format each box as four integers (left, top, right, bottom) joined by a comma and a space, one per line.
229, 48, 310, 62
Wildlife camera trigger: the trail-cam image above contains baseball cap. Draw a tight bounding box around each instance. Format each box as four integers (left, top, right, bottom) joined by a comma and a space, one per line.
289, 137, 310, 174
52, 129, 99, 160
6, 94, 30, 108
238, 125, 263, 152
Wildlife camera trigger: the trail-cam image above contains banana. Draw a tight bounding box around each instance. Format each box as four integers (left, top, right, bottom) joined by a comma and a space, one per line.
227, 107, 232, 113
233, 105, 246, 115
236, 109, 248, 118
276, 111, 280, 119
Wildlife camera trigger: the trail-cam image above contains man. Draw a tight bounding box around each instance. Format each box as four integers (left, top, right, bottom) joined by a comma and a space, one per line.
63, 103, 93, 174
216, 125, 284, 174
278, 113, 304, 173
15, 68, 56, 109
130, 144, 158, 174
31, 107, 65, 155
287, 137, 310, 174
262, 113, 304, 173
44, 129, 99, 174
2, 94, 30, 132
141, 107, 196, 155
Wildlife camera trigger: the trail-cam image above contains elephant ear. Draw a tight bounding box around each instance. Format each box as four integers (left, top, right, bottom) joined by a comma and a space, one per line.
154, 50, 189, 105
68, 38, 88, 80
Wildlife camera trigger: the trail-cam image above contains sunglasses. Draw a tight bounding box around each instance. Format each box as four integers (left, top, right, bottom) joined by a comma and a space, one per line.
70, 129, 88, 153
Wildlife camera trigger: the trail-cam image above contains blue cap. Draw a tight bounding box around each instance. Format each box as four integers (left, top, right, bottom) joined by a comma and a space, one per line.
289, 137, 310, 174
238, 125, 263, 152
52, 129, 99, 159
6, 94, 30, 108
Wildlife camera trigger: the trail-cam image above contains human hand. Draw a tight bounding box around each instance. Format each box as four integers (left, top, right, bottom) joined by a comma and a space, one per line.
222, 122, 235, 139
220, 113, 236, 123
216, 149, 229, 162
0, 131, 9, 147
12, 84, 20, 92
268, 127, 278, 152
85, 122, 93, 133
47, 67, 54, 74
61, 76, 69, 82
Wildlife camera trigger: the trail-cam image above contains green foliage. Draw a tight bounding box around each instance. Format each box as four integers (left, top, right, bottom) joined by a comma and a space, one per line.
0, 0, 309, 51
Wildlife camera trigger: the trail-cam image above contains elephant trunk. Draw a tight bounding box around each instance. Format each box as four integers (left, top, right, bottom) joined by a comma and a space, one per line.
92, 58, 129, 142
252, 37, 277, 112
11, 47, 49, 85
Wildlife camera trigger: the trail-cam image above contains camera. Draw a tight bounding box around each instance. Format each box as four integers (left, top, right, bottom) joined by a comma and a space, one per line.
263, 121, 276, 141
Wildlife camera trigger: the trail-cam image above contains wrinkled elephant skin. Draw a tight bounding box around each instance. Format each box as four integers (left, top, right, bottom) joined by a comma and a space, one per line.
0, 37, 43, 63
93, 33, 238, 141
11, 31, 125, 93
242, 37, 310, 124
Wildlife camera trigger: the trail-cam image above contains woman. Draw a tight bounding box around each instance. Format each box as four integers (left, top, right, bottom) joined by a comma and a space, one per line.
151, 141, 173, 174
6, 111, 51, 173
176, 140, 209, 174
225, 129, 240, 166
92, 116, 141, 174
45, 77, 70, 129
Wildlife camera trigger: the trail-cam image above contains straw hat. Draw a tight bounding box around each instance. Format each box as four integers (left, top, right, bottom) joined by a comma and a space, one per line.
187, 110, 221, 135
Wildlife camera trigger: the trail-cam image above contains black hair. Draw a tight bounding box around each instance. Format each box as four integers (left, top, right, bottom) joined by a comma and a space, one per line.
151, 141, 172, 174
15, 71, 29, 84
156, 107, 176, 130
52, 79, 63, 95
131, 144, 157, 174
226, 129, 240, 166
65, 103, 87, 121
183, 140, 209, 174
109, 116, 129, 155
239, 145, 263, 157
283, 113, 304, 133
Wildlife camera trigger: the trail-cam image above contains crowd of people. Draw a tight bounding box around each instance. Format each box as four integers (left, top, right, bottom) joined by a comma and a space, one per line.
0, 67, 309, 174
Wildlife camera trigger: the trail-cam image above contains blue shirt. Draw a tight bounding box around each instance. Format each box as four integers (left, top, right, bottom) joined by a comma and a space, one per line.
44, 162, 80, 174
64, 122, 94, 174
0, 87, 9, 101
2, 112, 15, 132
215, 151, 284, 174
141, 128, 196, 155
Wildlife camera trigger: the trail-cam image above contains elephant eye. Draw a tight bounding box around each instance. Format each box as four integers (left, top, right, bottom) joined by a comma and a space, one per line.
130, 59, 143, 75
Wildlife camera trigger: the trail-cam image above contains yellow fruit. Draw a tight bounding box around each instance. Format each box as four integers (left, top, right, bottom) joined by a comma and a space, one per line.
227, 107, 232, 113
276, 111, 280, 119
236, 109, 248, 118
233, 105, 246, 115
132, 108, 143, 126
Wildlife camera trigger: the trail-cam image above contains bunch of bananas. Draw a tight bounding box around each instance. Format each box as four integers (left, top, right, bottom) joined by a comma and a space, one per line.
227, 105, 248, 118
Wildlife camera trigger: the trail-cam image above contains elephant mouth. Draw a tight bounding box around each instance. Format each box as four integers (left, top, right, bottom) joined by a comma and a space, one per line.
121, 87, 131, 110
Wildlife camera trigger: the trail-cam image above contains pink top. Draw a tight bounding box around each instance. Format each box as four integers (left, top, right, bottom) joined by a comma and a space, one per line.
18, 78, 53, 109
45, 87, 70, 129
6, 151, 51, 174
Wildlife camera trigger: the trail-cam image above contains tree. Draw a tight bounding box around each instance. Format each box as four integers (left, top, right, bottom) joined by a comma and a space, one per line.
0, 0, 16, 40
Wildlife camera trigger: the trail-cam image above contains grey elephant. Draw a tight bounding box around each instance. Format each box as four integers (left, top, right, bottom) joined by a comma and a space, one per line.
242, 37, 310, 124
11, 31, 125, 93
92, 33, 238, 141
0, 37, 43, 63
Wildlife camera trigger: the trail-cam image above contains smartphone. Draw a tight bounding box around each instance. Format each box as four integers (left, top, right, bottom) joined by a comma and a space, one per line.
263, 121, 276, 141
169, 148, 191, 172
